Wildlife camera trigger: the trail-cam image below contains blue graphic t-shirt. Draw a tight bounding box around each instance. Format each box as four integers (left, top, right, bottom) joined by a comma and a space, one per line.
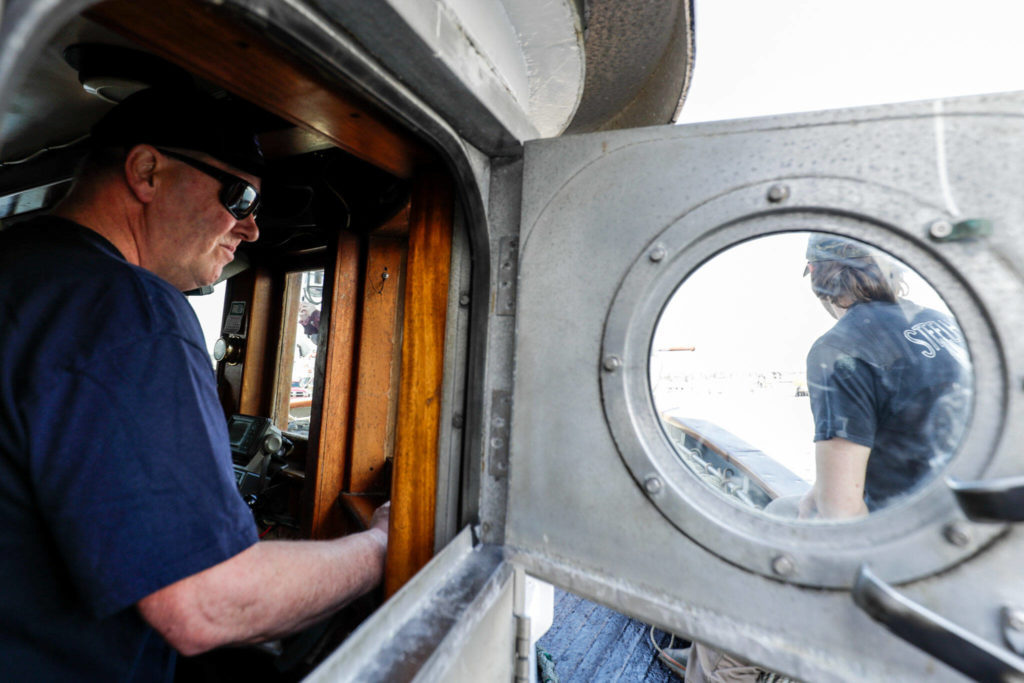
806, 300, 971, 509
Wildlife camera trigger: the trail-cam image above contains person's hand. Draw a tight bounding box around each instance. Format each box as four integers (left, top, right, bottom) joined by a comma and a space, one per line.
798, 489, 817, 520
368, 501, 390, 550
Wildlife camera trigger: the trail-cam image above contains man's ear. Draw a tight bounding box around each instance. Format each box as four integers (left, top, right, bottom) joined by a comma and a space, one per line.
123, 144, 160, 204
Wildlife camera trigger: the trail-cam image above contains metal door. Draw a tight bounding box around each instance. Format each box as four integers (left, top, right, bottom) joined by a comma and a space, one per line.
505, 92, 1024, 681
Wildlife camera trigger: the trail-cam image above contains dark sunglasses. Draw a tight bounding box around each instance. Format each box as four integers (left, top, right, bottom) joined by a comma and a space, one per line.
158, 149, 260, 220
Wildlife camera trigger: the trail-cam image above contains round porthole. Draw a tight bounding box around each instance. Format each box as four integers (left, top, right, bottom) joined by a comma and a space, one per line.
600, 178, 1006, 588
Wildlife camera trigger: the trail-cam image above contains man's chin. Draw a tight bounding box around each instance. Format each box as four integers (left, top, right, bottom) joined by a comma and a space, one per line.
189, 269, 222, 291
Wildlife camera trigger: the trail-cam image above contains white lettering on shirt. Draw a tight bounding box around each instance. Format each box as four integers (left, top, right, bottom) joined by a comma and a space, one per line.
904, 319, 968, 365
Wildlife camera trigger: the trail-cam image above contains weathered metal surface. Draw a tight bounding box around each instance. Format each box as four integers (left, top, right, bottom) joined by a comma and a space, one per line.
306, 527, 513, 682
565, 0, 694, 133
505, 93, 1024, 680
306, 0, 583, 149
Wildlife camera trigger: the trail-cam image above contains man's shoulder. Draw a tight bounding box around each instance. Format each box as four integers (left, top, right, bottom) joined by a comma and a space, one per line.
1, 216, 201, 353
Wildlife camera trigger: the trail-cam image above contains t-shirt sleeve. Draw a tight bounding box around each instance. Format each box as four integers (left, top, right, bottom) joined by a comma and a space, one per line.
806, 341, 878, 448
28, 332, 258, 618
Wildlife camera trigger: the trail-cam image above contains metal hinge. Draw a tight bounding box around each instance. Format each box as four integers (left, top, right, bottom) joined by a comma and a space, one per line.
496, 236, 518, 316
514, 613, 532, 683
488, 390, 512, 479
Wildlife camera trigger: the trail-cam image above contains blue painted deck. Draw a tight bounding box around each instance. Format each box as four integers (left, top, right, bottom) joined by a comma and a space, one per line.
537, 588, 687, 682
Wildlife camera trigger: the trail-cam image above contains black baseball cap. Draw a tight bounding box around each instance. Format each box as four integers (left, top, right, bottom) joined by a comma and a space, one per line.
89, 87, 265, 177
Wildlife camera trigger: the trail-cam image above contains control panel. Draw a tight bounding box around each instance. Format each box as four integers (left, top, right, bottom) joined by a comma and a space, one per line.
228, 414, 284, 497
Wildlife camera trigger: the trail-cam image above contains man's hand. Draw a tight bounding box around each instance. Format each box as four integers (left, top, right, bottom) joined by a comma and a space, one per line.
368, 501, 390, 550
798, 487, 818, 519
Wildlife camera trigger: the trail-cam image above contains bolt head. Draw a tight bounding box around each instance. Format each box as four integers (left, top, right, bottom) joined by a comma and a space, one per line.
943, 521, 971, 547
459, 294, 471, 307
767, 184, 790, 203
771, 554, 795, 577
649, 245, 667, 263
930, 220, 954, 239
603, 355, 622, 372
644, 476, 663, 494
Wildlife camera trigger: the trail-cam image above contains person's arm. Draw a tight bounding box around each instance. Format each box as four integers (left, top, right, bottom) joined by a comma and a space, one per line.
805, 438, 870, 519
138, 503, 388, 656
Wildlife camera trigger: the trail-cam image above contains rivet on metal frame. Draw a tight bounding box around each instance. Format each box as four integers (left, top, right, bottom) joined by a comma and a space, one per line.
602, 355, 623, 372
644, 476, 663, 494
929, 220, 955, 240
649, 244, 667, 263
942, 521, 971, 547
929, 218, 993, 242
771, 554, 796, 577
1002, 607, 1024, 656
766, 184, 790, 203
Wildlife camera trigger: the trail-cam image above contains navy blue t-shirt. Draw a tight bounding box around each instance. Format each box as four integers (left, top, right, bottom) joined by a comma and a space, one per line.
806, 300, 971, 509
0, 217, 258, 681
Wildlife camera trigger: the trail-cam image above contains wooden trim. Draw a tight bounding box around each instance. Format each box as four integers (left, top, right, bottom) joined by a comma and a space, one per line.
88, 0, 427, 178
304, 232, 361, 539
272, 273, 303, 432
376, 203, 412, 238
237, 268, 277, 416
347, 236, 407, 494
385, 171, 453, 597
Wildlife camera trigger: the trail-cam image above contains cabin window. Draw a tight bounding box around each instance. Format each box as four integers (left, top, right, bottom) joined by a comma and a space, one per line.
274, 269, 324, 436
188, 281, 227, 368
649, 232, 973, 521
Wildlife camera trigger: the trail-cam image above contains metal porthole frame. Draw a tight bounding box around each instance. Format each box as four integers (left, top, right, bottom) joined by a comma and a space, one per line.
600, 176, 1008, 588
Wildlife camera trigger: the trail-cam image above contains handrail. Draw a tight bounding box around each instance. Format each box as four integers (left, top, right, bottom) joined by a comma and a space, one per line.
662, 412, 810, 500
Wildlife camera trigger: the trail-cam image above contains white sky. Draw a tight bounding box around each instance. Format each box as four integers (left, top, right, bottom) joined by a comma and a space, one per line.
677, 0, 1024, 125
651, 232, 949, 375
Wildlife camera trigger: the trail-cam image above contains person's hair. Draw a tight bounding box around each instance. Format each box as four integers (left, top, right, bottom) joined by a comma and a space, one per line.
810, 257, 904, 308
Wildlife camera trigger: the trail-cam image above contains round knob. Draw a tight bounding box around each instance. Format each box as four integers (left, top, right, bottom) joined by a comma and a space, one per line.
213, 336, 244, 364
261, 432, 283, 455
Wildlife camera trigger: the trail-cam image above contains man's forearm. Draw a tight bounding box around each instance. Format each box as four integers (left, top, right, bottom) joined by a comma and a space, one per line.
813, 438, 871, 520
139, 528, 387, 656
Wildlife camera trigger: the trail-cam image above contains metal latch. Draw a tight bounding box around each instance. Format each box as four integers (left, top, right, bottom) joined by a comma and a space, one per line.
948, 475, 1024, 522
853, 565, 1024, 681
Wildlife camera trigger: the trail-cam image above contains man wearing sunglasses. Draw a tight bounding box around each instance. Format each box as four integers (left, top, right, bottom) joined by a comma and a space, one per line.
0, 88, 388, 681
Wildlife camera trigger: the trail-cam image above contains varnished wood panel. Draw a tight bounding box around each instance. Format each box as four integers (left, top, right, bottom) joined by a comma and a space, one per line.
238, 269, 276, 416
385, 171, 453, 597
89, 0, 426, 178
376, 203, 411, 238
304, 232, 361, 539
347, 237, 407, 496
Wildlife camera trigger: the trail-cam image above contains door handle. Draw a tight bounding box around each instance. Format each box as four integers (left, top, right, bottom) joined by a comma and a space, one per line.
852, 565, 1024, 681
948, 476, 1024, 522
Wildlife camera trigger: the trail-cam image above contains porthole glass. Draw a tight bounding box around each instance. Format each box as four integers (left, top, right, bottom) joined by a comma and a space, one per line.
649, 232, 973, 522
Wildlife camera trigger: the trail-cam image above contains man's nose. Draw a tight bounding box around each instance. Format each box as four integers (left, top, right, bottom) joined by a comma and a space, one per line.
236, 214, 259, 242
